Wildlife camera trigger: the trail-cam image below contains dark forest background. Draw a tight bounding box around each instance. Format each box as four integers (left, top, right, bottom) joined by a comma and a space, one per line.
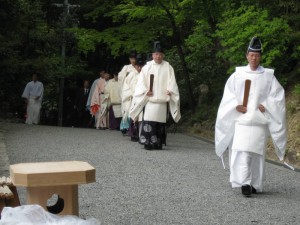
1, 0, 299, 127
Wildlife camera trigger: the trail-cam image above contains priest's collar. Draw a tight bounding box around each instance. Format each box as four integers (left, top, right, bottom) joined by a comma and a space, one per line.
245, 65, 264, 73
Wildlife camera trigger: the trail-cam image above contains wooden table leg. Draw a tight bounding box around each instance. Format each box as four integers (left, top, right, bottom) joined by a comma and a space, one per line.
27, 185, 78, 216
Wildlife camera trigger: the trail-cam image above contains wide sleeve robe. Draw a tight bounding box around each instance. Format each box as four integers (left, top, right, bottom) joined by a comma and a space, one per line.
215, 66, 287, 161
129, 60, 181, 123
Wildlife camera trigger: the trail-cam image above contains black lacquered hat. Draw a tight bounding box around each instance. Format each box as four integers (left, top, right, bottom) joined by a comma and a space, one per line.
129, 49, 137, 58
153, 41, 163, 53
247, 36, 262, 53
136, 54, 145, 66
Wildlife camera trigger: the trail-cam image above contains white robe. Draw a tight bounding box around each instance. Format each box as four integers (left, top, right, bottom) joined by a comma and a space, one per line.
121, 69, 139, 121
104, 78, 122, 118
215, 65, 286, 159
215, 65, 287, 191
22, 81, 44, 125
118, 64, 136, 118
129, 60, 181, 123
86, 78, 100, 110
118, 64, 135, 98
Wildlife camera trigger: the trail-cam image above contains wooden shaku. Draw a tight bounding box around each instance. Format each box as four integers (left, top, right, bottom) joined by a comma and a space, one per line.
150, 74, 154, 92
243, 79, 251, 107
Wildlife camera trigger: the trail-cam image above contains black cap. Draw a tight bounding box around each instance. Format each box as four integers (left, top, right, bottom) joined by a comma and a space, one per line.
153, 41, 163, 53
136, 54, 145, 66
247, 37, 262, 53
129, 49, 137, 58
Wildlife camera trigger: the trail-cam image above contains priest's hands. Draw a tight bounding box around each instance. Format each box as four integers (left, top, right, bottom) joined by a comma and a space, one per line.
236, 104, 266, 113
146, 91, 153, 96
258, 104, 265, 112
146, 90, 172, 96
236, 105, 247, 113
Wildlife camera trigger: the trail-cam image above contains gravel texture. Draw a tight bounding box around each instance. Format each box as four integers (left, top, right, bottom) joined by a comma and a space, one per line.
1, 122, 300, 225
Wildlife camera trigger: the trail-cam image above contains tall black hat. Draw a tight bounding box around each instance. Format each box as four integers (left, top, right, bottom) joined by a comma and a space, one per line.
153, 41, 163, 53
136, 54, 145, 66
247, 36, 262, 53
129, 49, 137, 58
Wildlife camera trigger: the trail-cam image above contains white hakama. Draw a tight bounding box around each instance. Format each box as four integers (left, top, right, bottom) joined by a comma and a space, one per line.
26, 97, 42, 124
230, 151, 265, 192
22, 81, 44, 125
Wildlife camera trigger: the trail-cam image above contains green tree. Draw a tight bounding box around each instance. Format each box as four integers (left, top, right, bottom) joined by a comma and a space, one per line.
215, 5, 291, 75
0, 0, 88, 122
72, 0, 210, 110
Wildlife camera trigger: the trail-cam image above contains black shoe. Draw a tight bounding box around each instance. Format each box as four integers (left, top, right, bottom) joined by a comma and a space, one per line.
144, 144, 153, 150
153, 144, 162, 150
121, 129, 128, 135
251, 186, 257, 194
131, 137, 139, 142
241, 185, 252, 197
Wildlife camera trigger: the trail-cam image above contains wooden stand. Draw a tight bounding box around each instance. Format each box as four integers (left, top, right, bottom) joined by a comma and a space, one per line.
0, 177, 21, 217
10, 161, 95, 216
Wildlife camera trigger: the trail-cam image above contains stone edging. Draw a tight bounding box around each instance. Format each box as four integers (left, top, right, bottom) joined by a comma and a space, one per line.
0, 125, 10, 176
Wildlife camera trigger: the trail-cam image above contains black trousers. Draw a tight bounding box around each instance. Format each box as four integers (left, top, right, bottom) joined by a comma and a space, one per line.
139, 121, 166, 147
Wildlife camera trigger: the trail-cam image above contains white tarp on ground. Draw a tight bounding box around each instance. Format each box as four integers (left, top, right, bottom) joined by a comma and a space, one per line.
0, 205, 101, 225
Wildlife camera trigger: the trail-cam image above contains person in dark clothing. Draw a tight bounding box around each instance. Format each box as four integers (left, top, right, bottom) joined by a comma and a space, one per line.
74, 80, 91, 127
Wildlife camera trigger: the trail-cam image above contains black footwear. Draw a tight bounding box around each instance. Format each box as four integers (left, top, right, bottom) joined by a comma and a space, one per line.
251, 186, 257, 194
153, 144, 162, 150
144, 144, 153, 150
131, 136, 139, 142
241, 185, 252, 197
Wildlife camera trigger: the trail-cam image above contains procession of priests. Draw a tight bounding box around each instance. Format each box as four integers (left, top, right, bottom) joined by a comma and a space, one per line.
215, 37, 287, 197
20, 38, 289, 198
83, 41, 181, 150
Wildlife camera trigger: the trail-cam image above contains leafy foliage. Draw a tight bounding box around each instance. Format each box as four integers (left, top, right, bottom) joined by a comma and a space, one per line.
215, 5, 291, 74
294, 84, 300, 96
0, 0, 299, 126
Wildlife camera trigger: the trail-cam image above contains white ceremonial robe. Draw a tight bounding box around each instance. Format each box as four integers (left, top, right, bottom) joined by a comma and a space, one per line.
118, 64, 135, 98
22, 81, 44, 125
129, 60, 181, 123
118, 64, 136, 117
215, 65, 287, 191
86, 78, 100, 110
121, 68, 139, 121
105, 78, 122, 118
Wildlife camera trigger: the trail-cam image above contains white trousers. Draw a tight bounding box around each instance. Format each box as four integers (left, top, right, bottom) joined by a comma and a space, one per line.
26, 98, 41, 125
229, 150, 265, 192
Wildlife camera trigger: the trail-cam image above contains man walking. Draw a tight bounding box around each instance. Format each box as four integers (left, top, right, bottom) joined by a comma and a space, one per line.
22, 73, 44, 125
215, 37, 287, 196
105, 73, 122, 130
74, 80, 91, 127
130, 41, 181, 150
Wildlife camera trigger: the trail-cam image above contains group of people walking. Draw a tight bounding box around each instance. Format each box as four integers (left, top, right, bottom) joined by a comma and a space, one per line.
21, 37, 288, 197
86, 41, 181, 150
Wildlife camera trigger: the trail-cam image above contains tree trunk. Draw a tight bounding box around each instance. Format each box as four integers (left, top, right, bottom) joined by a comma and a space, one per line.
175, 41, 195, 111
158, 1, 196, 111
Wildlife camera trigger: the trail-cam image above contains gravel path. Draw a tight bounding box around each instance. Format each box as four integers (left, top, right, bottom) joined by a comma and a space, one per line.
1, 122, 300, 225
